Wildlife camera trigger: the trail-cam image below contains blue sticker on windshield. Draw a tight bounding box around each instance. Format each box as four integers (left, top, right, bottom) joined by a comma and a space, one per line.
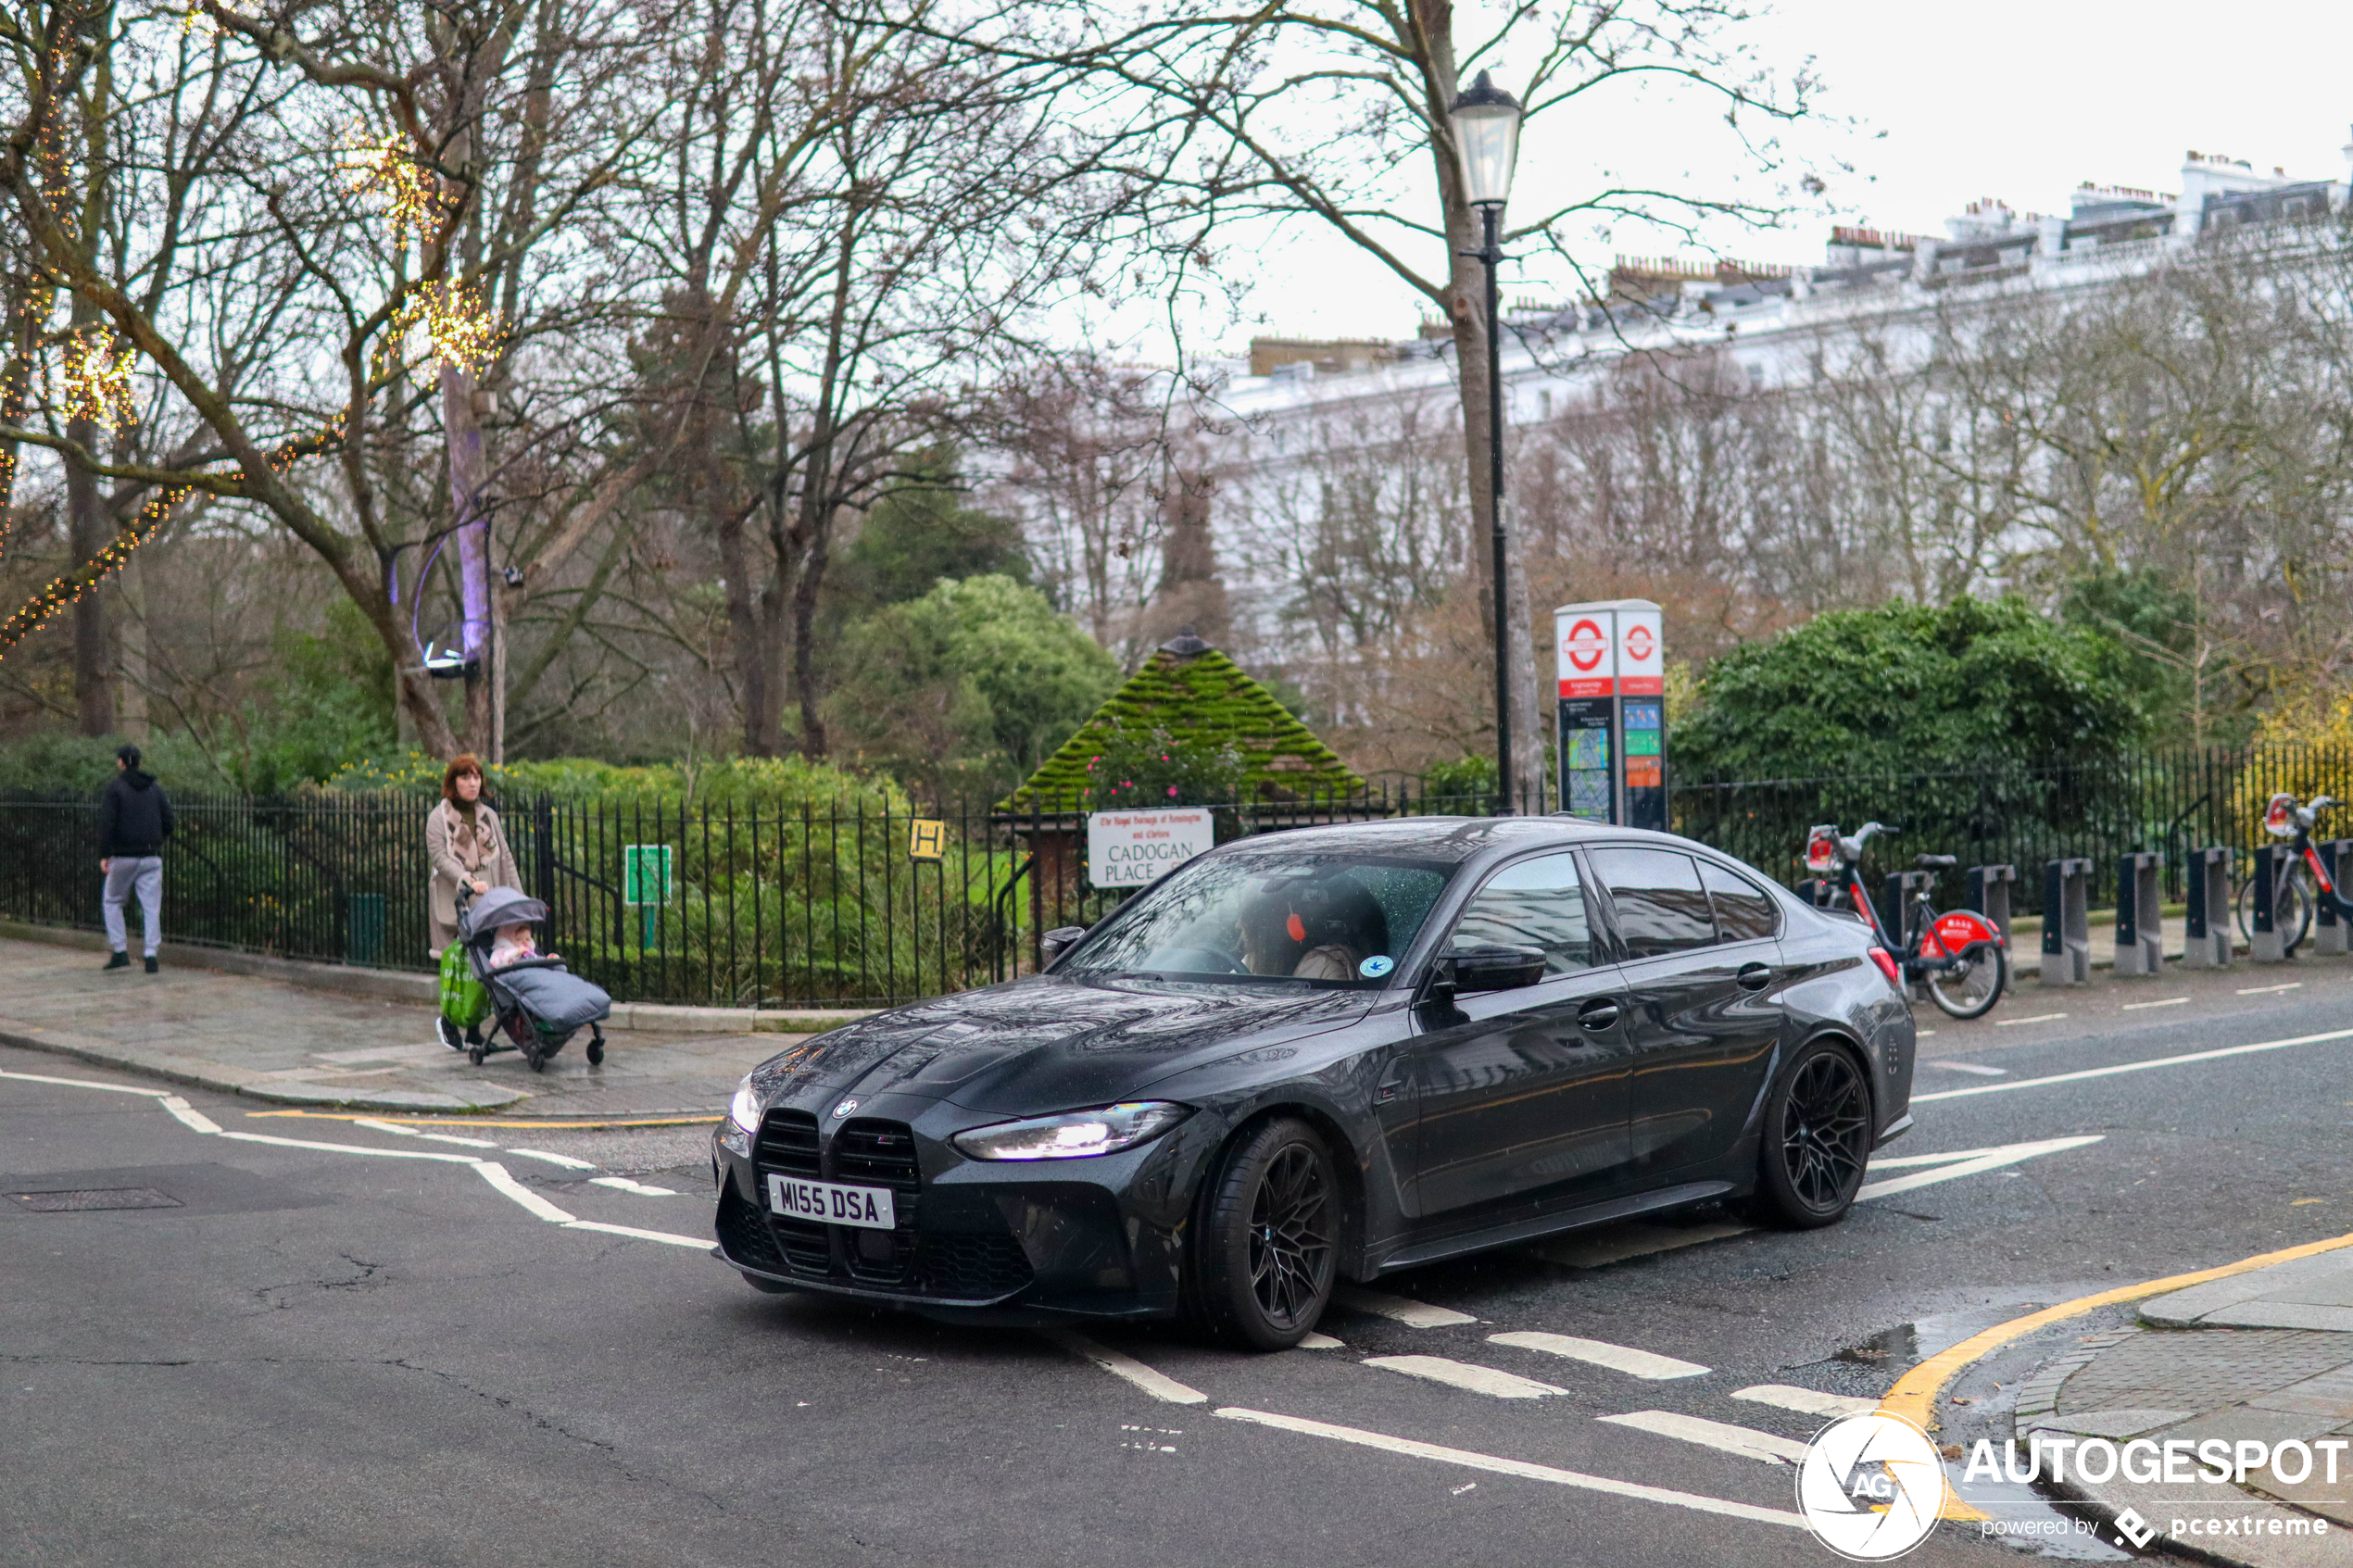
1359, 955, 1395, 978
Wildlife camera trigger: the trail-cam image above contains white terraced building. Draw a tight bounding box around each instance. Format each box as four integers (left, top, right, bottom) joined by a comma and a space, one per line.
1178, 143, 2353, 670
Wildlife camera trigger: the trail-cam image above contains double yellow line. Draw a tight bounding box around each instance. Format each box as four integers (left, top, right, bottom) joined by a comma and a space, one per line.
1882, 1227, 2353, 1521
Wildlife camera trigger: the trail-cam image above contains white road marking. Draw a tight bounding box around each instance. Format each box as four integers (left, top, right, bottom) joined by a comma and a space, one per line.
2121, 997, 2189, 1010
219, 1130, 482, 1163
1215, 1409, 1806, 1528
2239, 983, 2303, 996
1733, 1384, 1877, 1418
353, 1117, 499, 1148
1925, 1060, 2007, 1076
1297, 1333, 1345, 1350
1330, 1286, 1478, 1327
1599, 1411, 1810, 1465
589, 1176, 680, 1197
0, 1066, 160, 1095
1487, 1331, 1708, 1380
159, 1096, 221, 1135
1915, 1030, 1935, 1037
0, 1071, 707, 1251
506, 1148, 598, 1170
1042, 1330, 1209, 1405
1912, 1025, 2353, 1103
1361, 1355, 1568, 1399
562, 1219, 709, 1248
473, 1161, 577, 1223
1855, 1135, 2103, 1202
1995, 1011, 2069, 1027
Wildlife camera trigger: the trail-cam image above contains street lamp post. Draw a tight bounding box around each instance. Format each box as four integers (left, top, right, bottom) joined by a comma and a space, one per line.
1448, 70, 1524, 814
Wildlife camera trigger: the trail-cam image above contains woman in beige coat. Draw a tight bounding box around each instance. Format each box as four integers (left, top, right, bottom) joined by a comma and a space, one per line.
426, 755, 520, 960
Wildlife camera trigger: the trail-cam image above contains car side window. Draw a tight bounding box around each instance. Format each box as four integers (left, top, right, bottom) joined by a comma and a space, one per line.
1447, 852, 1598, 974
1588, 847, 1717, 960
1701, 860, 1780, 943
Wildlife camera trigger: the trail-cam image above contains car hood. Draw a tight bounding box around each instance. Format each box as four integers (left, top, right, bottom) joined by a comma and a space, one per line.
749, 975, 1377, 1115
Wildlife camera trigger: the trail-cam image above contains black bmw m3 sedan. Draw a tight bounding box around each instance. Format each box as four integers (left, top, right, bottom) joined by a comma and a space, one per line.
712, 815, 1917, 1348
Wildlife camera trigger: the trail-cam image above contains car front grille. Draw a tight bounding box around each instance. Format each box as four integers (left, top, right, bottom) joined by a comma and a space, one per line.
753, 1109, 831, 1272
730, 1110, 1030, 1303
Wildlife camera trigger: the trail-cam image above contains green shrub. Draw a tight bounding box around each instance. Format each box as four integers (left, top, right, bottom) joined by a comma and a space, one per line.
1677, 596, 2150, 781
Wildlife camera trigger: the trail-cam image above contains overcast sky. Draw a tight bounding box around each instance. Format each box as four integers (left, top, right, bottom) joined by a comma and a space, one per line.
1203, 0, 2353, 352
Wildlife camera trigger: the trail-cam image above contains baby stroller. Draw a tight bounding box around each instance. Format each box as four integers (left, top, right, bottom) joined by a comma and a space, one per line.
439, 885, 610, 1072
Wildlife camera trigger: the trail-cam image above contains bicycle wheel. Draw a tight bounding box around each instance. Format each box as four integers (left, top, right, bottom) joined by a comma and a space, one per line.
1925, 935, 2007, 1020
2281, 872, 2315, 953
2237, 870, 2313, 948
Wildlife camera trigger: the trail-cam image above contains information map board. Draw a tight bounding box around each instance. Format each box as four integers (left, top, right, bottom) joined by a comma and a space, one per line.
1554, 600, 1666, 830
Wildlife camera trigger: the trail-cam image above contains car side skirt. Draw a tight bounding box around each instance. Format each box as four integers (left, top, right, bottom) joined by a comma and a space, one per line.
1367, 1179, 1738, 1275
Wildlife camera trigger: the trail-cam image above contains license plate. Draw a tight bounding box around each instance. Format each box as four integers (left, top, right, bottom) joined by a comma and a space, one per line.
765, 1173, 896, 1230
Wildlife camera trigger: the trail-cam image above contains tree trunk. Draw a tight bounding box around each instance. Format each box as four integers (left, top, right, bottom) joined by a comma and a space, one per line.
66, 410, 114, 736
443, 365, 497, 756
789, 488, 833, 758
115, 546, 149, 740
719, 497, 779, 756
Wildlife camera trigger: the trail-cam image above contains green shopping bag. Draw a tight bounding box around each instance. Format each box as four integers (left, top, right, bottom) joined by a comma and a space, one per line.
438, 941, 490, 1029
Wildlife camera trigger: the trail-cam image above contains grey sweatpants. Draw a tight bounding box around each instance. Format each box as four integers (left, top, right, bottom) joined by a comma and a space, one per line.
103, 856, 163, 957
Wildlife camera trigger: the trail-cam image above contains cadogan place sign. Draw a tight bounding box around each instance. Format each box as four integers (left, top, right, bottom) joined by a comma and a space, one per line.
1087, 809, 1214, 888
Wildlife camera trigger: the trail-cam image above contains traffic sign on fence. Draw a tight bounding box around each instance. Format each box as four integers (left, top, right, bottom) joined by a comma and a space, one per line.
908, 820, 945, 862
623, 844, 673, 905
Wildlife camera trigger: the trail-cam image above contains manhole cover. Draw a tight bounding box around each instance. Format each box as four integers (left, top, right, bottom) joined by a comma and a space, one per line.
6, 1187, 182, 1212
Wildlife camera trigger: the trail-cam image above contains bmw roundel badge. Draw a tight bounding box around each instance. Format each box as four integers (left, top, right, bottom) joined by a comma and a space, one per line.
832, 1098, 859, 1119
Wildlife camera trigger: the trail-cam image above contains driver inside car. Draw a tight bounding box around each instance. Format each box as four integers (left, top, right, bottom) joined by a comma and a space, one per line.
1237, 878, 1390, 980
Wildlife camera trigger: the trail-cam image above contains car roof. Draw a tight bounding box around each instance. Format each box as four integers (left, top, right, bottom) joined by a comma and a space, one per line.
1216, 814, 1735, 869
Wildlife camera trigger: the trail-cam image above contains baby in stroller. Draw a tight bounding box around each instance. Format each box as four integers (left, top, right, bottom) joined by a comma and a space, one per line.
439, 885, 610, 1072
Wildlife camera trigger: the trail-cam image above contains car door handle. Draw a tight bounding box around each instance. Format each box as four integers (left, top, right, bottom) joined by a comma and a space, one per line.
1577, 998, 1621, 1031
1736, 962, 1775, 992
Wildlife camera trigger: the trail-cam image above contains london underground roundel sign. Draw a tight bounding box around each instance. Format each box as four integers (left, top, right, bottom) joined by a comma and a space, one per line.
1564, 619, 1606, 671
1624, 622, 1655, 663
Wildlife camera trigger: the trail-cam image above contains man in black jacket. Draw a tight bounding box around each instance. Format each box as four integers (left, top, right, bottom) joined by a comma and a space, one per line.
98, 744, 173, 973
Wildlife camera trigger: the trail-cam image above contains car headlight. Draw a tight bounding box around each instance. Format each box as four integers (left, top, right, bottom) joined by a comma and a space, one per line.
951, 1102, 1192, 1161
727, 1076, 762, 1135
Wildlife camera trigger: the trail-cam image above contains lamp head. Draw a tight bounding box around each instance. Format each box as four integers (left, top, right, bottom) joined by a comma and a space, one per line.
1447, 70, 1523, 209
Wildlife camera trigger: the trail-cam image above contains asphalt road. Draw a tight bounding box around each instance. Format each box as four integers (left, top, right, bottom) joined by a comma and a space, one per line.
6, 960, 2350, 1567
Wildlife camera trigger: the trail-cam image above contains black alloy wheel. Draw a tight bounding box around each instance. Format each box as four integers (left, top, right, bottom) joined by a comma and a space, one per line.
1750, 1041, 1871, 1229
1189, 1117, 1338, 1349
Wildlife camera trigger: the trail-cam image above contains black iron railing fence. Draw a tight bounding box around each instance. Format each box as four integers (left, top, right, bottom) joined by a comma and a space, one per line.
3, 745, 2344, 1008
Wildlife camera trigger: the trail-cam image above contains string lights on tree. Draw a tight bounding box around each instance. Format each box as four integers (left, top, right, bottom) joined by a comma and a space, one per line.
390, 278, 502, 379
57, 326, 139, 433
337, 128, 450, 245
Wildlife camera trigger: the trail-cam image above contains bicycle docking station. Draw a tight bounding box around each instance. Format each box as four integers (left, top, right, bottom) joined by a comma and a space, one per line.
2184, 846, 2233, 968
2317, 839, 2353, 957
2040, 858, 2094, 986
2251, 845, 2291, 963
1964, 864, 2017, 947
2114, 852, 2164, 976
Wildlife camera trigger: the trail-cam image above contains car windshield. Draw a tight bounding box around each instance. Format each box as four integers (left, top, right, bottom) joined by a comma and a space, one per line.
1061, 851, 1453, 985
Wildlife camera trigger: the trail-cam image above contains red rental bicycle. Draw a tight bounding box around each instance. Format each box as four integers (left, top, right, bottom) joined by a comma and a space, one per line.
1805, 822, 2008, 1020
2235, 792, 2353, 954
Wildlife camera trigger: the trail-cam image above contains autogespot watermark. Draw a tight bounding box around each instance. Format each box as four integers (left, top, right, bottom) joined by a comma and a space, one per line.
1794, 1412, 1944, 1561
1794, 1422, 2340, 1559
1958, 1436, 2336, 1550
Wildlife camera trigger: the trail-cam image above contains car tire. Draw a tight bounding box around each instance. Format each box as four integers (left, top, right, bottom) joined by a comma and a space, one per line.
1187, 1117, 1339, 1350
1746, 1039, 1873, 1230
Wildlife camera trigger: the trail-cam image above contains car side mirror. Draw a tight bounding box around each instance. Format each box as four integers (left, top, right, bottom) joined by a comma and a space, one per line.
1039, 925, 1089, 968
1443, 944, 1546, 995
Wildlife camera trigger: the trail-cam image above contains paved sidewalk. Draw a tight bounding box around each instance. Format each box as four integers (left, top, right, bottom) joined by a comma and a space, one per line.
0, 936, 800, 1117
2012, 1249, 2353, 1566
